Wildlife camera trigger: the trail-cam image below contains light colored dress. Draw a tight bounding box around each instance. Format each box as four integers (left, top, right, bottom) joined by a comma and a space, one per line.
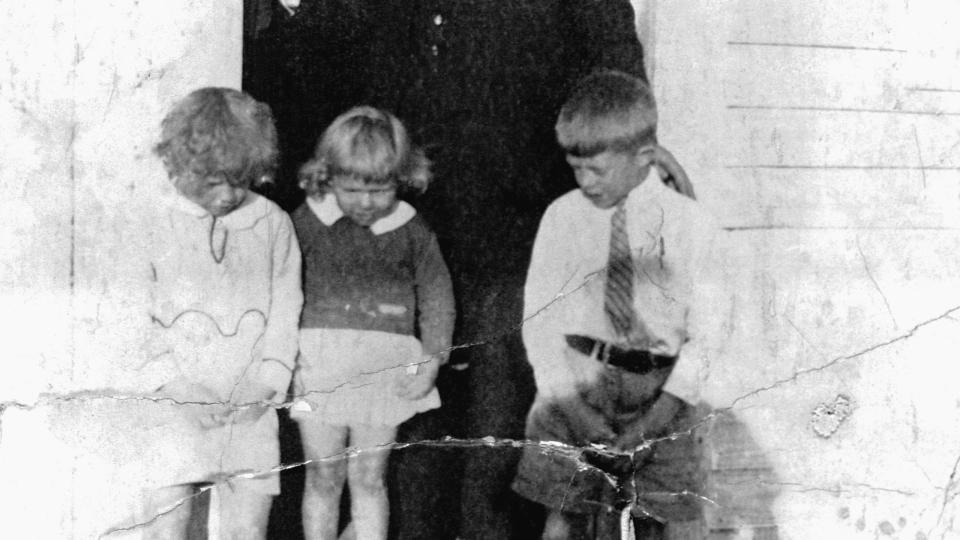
139, 183, 302, 493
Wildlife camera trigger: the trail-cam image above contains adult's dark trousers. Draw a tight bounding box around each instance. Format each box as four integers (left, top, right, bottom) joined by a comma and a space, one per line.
389, 367, 466, 540
388, 333, 540, 540
457, 332, 541, 540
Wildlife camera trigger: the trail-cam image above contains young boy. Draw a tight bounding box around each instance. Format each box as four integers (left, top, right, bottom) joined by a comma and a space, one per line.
141, 87, 303, 539
514, 70, 721, 539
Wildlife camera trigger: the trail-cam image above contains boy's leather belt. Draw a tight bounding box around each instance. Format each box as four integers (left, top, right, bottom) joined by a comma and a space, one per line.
564, 334, 677, 374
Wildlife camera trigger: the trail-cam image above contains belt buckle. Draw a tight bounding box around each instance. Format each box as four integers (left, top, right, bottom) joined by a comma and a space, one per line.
592, 340, 611, 366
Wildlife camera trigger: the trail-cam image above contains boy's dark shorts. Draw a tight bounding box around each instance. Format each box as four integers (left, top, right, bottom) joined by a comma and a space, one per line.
512, 390, 703, 522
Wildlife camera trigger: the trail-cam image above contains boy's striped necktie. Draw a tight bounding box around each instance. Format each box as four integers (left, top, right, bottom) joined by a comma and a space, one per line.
605, 201, 636, 339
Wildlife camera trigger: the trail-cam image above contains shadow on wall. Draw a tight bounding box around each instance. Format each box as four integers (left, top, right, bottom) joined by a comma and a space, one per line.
699, 403, 780, 540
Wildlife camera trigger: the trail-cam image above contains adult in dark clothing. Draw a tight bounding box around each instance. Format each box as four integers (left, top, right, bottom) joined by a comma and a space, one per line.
245, 2, 680, 538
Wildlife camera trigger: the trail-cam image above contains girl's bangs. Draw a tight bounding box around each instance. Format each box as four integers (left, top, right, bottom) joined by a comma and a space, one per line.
329, 134, 399, 184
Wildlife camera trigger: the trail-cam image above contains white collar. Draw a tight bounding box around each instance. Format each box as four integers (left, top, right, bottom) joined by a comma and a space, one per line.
307, 195, 417, 235
161, 176, 269, 230
168, 188, 209, 218
625, 167, 663, 206
585, 167, 663, 214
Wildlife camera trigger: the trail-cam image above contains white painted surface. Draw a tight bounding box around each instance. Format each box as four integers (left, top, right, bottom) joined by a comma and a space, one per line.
648, 1, 960, 537
0, 2, 241, 537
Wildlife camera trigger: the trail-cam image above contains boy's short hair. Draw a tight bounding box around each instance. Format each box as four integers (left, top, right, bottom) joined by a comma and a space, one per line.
298, 106, 431, 198
154, 87, 278, 187
556, 70, 657, 157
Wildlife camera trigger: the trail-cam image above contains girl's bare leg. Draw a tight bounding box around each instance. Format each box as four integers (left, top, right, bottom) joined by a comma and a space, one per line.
300, 421, 349, 540
346, 425, 396, 540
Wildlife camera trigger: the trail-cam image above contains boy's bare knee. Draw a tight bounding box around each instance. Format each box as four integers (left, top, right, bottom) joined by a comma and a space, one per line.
542, 511, 571, 540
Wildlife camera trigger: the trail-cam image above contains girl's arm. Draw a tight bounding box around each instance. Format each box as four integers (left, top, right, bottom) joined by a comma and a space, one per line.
412, 224, 456, 363
396, 223, 455, 400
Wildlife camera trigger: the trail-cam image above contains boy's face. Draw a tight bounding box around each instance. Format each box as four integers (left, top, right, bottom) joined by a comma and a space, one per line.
174, 173, 250, 217
566, 146, 653, 209
330, 175, 398, 227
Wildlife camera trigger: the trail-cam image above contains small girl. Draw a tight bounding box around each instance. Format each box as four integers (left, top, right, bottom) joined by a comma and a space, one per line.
291, 106, 455, 540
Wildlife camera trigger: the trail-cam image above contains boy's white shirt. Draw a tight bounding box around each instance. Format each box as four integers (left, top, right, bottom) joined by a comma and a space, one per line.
307, 194, 417, 234
521, 168, 731, 404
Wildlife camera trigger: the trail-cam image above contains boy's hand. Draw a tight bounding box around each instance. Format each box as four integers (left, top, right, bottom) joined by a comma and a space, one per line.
155, 378, 231, 430
395, 354, 440, 400
611, 430, 656, 460
554, 397, 616, 445
651, 145, 696, 200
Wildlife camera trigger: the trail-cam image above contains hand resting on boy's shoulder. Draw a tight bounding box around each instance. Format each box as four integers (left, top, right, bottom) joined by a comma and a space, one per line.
651, 145, 696, 200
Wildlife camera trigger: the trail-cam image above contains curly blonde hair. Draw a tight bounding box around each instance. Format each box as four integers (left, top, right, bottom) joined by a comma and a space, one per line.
298, 106, 431, 197
154, 87, 278, 186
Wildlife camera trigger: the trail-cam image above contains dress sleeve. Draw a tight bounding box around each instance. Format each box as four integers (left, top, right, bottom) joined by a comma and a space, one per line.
413, 224, 456, 363
257, 210, 304, 397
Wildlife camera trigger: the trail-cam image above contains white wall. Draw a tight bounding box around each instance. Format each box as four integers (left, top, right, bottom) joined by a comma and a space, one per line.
646, 0, 960, 537
0, 2, 241, 537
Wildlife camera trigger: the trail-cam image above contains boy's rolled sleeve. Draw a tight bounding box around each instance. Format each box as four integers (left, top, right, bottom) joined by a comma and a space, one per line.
522, 204, 579, 399
667, 218, 732, 404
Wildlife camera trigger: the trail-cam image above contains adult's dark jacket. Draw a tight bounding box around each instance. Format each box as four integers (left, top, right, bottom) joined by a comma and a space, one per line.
256, 0, 647, 343
248, 3, 650, 538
